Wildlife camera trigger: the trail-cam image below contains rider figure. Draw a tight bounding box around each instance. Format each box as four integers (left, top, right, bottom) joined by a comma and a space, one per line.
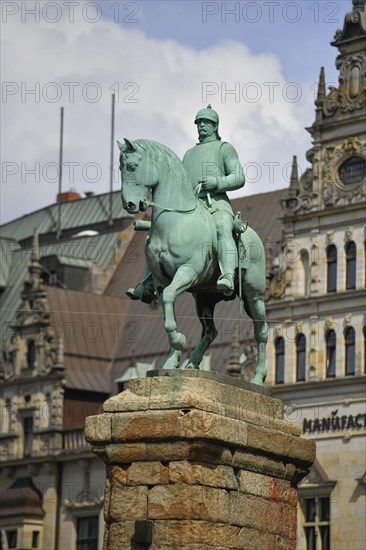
126, 105, 245, 301
183, 105, 245, 294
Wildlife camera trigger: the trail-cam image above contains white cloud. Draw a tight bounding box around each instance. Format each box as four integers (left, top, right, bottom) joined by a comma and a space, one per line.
2, 5, 315, 224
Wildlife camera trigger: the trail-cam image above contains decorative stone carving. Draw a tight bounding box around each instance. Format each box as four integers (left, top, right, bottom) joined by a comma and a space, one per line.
345, 226, 354, 241
295, 322, 304, 335
327, 230, 335, 244
266, 273, 286, 300
274, 325, 283, 338
344, 313, 353, 326
324, 317, 336, 333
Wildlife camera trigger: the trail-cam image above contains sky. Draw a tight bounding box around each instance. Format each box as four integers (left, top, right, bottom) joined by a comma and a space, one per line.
1, 0, 350, 224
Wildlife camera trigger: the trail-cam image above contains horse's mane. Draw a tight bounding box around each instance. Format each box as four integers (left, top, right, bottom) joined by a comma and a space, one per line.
134, 139, 193, 194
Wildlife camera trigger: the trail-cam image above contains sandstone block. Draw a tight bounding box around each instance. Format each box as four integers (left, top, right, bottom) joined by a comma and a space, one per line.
230, 492, 296, 538
111, 409, 248, 448
233, 450, 287, 479
85, 413, 112, 443
148, 485, 229, 523
239, 470, 297, 505
108, 465, 128, 486
152, 520, 240, 547
127, 461, 169, 486
246, 423, 316, 466
169, 461, 238, 490
106, 443, 146, 464
107, 521, 136, 547
109, 486, 148, 521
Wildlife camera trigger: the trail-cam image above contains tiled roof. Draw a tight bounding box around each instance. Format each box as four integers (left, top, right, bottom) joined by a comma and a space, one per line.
47, 287, 130, 393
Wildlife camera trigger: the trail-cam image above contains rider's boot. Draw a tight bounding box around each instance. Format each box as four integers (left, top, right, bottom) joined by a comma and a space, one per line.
217, 234, 237, 296
217, 272, 235, 296
126, 273, 155, 304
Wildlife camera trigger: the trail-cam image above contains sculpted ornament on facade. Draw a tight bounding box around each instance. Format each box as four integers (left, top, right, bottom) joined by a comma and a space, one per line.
322, 138, 366, 208
266, 273, 286, 300
344, 313, 353, 326
323, 53, 366, 115
324, 317, 337, 336
274, 324, 283, 338
345, 226, 354, 241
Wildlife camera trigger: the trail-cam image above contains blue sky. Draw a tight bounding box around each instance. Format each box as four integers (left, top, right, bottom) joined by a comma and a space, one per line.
1, 0, 351, 223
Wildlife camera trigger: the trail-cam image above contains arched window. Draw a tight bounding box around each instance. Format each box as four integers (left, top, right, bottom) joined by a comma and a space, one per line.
275, 337, 285, 384
26, 340, 36, 369
346, 241, 356, 290
345, 327, 355, 375
327, 245, 337, 293
326, 330, 336, 378
296, 334, 306, 382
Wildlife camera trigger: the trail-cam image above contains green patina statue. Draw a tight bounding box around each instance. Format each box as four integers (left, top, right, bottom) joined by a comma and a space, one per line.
118, 106, 268, 384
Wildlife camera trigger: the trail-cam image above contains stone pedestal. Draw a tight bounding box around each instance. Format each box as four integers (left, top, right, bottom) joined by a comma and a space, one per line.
85, 371, 315, 550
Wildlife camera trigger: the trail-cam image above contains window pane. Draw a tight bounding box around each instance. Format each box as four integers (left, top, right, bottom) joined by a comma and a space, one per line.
275, 338, 285, 384
346, 242, 356, 289
327, 245, 337, 292
296, 334, 306, 381
345, 327, 355, 375
306, 498, 316, 522
7, 531, 17, 549
326, 330, 336, 378
77, 517, 98, 550
320, 525, 330, 550
23, 416, 34, 457
320, 497, 330, 521
305, 526, 316, 550
32, 531, 39, 549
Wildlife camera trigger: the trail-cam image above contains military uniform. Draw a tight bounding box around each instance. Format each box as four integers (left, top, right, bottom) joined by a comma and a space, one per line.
126, 105, 245, 301
183, 106, 245, 293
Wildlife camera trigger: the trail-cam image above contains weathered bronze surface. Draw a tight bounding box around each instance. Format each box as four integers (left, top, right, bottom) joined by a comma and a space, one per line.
118, 107, 268, 384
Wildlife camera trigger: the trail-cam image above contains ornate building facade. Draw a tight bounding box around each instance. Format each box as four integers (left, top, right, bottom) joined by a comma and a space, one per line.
266, 2, 366, 548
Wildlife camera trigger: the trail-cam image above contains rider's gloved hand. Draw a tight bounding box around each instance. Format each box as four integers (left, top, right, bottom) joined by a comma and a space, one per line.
199, 177, 218, 192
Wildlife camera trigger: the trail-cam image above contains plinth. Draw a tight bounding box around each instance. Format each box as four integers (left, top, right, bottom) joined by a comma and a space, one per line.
85, 370, 315, 550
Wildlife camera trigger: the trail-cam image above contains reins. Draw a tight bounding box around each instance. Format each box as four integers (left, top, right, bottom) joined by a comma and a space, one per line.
145, 184, 202, 214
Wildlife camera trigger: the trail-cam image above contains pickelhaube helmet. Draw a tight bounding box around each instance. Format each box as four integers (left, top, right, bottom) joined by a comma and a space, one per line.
194, 104, 219, 124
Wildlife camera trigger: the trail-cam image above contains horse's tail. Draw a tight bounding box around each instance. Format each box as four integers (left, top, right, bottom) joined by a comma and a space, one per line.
239, 226, 267, 292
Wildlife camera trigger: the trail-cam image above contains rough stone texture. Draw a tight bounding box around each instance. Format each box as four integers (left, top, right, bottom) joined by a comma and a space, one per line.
86, 372, 315, 549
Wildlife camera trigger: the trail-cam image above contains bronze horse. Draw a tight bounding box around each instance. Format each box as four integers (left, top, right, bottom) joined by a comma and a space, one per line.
119, 138, 268, 385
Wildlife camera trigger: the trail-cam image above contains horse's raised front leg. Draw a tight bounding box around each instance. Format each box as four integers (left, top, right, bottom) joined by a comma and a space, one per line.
161, 265, 198, 369
185, 293, 219, 369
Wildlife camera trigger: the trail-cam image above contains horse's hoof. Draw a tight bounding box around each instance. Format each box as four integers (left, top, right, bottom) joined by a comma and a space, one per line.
250, 375, 264, 385
185, 362, 199, 370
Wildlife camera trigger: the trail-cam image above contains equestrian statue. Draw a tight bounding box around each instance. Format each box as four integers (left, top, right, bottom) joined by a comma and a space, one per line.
118, 105, 268, 385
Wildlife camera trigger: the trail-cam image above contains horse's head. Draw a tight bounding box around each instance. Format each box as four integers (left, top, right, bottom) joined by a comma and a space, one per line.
118, 138, 158, 214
